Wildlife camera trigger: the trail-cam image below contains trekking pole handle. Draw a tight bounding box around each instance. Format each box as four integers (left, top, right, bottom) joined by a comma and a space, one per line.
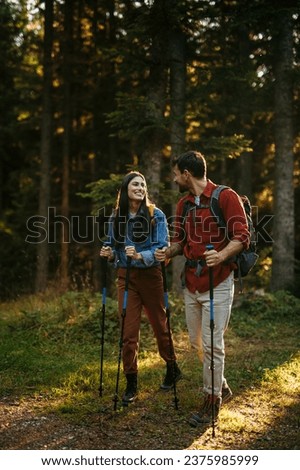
206, 244, 214, 251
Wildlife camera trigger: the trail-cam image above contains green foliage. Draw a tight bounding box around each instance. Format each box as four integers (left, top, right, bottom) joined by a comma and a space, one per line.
203, 135, 253, 162
0, 230, 36, 300
4, 291, 120, 345
106, 93, 168, 140
78, 174, 123, 211
0, 289, 299, 396
233, 290, 300, 321
0, 291, 119, 396
0, 289, 300, 449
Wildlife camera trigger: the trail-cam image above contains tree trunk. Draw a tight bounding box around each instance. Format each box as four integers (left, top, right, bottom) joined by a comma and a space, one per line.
236, 19, 253, 199
169, 26, 187, 293
91, 0, 117, 293
35, 0, 53, 292
271, 6, 295, 291
60, 0, 73, 291
139, 13, 168, 201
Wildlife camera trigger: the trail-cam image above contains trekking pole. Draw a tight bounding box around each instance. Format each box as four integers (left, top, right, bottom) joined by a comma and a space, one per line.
113, 256, 131, 411
206, 243, 216, 437
99, 256, 107, 397
161, 260, 179, 410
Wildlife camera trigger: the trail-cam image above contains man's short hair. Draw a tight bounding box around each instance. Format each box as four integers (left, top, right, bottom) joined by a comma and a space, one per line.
172, 150, 207, 178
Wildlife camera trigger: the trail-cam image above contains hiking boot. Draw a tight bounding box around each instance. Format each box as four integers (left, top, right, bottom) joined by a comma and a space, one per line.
189, 394, 222, 427
222, 385, 233, 404
160, 361, 182, 391
122, 373, 138, 406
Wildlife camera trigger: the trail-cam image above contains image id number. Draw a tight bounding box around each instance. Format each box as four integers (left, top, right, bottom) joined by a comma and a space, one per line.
184, 455, 259, 465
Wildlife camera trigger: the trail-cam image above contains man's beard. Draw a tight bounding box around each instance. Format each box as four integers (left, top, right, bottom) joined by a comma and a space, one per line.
177, 182, 188, 193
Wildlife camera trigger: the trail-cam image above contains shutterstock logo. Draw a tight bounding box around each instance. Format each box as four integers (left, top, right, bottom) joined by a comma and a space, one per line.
25, 206, 274, 245
25, 207, 111, 244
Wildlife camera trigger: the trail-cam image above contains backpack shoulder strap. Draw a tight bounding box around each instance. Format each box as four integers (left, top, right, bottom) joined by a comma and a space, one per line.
149, 203, 156, 226
210, 185, 230, 229
181, 199, 195, 221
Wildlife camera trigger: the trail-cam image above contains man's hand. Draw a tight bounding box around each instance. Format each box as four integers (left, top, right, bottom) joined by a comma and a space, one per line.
154, 247, 168, 262
204, 240, 243, 267
204, 248, 223, 267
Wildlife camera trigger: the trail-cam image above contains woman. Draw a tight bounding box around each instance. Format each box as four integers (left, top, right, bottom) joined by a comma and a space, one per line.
100, 171, 181, 406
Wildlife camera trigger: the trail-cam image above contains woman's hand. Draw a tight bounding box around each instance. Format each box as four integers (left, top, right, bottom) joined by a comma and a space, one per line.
100, 246, 114, 261
125, 245, 142, 260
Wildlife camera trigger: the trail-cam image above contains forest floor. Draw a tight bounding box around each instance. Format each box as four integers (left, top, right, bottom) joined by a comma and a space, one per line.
1, 361, 299, 451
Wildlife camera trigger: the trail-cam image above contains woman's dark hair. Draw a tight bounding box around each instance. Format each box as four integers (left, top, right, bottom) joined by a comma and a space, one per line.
113, 171, 152, 246
172, 150, 207, 178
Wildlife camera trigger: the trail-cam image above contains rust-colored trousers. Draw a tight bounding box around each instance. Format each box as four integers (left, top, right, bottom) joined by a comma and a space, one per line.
117, 266, 176, 374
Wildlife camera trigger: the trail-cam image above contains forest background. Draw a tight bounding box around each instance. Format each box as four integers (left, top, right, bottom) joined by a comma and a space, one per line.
0, 0, 299, 299
0, 0, 300, 453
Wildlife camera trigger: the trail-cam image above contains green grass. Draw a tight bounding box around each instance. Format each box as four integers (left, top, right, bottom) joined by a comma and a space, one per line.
0, 288, 299, 449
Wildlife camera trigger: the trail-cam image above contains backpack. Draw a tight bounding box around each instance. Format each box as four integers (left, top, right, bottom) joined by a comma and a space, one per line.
181, 185, 259, 291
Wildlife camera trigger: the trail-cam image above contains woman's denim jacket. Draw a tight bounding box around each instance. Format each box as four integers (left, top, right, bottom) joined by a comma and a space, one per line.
104, 207, 168, 269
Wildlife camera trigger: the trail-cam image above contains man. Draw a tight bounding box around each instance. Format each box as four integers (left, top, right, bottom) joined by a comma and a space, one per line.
155, 150, 250, 426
